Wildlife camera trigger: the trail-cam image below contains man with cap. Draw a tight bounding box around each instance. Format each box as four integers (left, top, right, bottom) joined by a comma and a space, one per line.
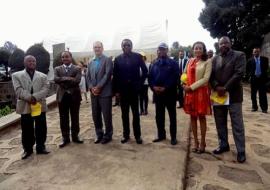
113, 39, 148, 144
149, 43, 180, 145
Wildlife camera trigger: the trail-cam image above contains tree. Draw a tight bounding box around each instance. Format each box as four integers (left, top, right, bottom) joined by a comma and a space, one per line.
199, 0, 270, 56
8, 48, 25, 74
26, 43, 50, 74
0, 48, 11, 78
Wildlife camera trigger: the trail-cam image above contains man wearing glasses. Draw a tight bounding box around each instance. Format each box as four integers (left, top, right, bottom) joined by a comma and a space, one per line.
113, 39, 148, 144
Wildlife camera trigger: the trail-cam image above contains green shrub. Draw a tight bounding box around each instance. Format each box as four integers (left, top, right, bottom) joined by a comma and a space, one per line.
8, 48, 25, 74
0, 105, 13, 118
26, 43, 50, 74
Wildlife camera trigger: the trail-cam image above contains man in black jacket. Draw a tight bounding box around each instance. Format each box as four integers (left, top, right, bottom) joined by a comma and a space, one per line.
113, 39, 148, 144
210, 36, 246, 163
246, 48, 269, 113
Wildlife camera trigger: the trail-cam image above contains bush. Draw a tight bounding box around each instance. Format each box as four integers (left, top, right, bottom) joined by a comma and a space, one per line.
8, 48, 25, 74
26, 43, 50, 74
0, 105, 13, 118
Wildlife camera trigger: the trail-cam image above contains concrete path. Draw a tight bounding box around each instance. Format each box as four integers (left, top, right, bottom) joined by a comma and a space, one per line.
0, 95, 189, 190
186, 89, 270, 190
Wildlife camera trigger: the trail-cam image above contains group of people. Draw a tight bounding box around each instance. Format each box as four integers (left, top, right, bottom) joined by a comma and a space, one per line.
12, 36, 268, 164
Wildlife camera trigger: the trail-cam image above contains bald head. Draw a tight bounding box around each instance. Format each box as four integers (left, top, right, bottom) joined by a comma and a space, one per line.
219, 36, 231, 55
93, 41, 104, 56
24, 55, 36, 71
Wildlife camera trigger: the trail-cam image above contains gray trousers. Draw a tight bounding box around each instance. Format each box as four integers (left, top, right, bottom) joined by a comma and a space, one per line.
213, 103, 245, 153
91, 95, 113, 140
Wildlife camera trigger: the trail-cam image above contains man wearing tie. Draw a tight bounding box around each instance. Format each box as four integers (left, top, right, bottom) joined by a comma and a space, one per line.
247, 48, 269, 113
54, 51, 84, 148
177, 49, 189, 108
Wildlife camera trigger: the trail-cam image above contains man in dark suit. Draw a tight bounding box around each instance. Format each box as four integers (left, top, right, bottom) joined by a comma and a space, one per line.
54, 51, 83, 148
86, 41, 113, 144
149, 43, 179, 145
246, 48, 269, 113
113, 39, 148, 144
177, 49, 189, 108
210, 36, 246, 163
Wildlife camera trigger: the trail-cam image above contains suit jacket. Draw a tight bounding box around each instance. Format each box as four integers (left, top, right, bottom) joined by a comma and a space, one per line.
183, 58, 212, 91
86, 54, 113, 97
54, 64, 82, 102
12, 70, 49, 114
113, 52, 147, 94
178, 58, 189, 75
246, 56, 269, 82
210, 50, 246, 103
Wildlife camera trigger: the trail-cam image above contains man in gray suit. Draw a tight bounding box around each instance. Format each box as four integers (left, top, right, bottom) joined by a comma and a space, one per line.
12, 55, 50, 159
210, 36, 246, 163
86, 41, 113, 144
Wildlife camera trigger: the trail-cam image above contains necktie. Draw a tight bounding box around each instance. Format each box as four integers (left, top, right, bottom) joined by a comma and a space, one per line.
255, 58, 261, 77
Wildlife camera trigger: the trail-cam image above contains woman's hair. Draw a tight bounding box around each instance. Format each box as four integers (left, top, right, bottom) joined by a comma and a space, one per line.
192, 41, 208, 61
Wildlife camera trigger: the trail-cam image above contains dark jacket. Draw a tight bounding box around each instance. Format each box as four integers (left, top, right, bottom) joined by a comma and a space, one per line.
210, 50, 246, 103
54, 64, 82, 102
246, 56, 269, 83
113, 52, 147, 94
149, 57, 179, 94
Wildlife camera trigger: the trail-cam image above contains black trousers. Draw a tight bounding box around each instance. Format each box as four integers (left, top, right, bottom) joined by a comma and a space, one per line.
177, 85, 184, 107
21, 112, 47, 152
251, 77, 268, 111
58, 93, 81, 140
154, 92, 177, 140
120, 90, 141, 139
139, 85, 149, 113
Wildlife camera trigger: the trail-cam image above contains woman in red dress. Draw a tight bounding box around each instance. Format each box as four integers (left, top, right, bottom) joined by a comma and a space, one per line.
183, 41, 212, 153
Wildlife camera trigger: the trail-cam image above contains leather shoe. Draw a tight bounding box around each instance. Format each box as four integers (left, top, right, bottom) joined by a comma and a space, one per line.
213, 146, 230, 154
21, 150, 33, 160
136, 138, 143, 144
59, 140, 70, 148
94, 138, 102, 144
262, 110, 268, 113
152, 137, 166, 143
72, 137, 84, 144
121, 137, 130, 144
252, 108, 258, 112
237, 152, 246, 163
171, 139, 177, 145
101, 138, 112, 144
36, 149, 50, 154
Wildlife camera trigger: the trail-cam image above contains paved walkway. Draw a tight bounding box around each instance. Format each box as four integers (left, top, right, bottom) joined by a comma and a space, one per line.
186, 89, 270, 190
0, 89, 269, 190
0, 95, 189, 190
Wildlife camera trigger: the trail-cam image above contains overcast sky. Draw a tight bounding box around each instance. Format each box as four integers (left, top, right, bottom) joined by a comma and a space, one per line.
0, 0, 217, 52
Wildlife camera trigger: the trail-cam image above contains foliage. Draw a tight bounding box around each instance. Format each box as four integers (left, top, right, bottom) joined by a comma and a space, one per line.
26, 43, 50, 74
199, 0, 270, 56
0, 105, 13, 118
8, 48, 25, 74
170, 41, 192, 60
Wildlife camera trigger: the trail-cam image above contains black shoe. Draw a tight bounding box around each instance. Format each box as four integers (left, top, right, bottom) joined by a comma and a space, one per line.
113, 103, 119, 107
152, 137, 166, 143
213, 146, 230, 155
237, 152, 246, 163
262, 110, 268, 113
171, 139, 177, 145
101, 138, 112, 144
72, 137, 84, 144
59, 140, 70, 148
36, 149, 50, 155
252, 108, 258, 112
21, 150, 33, 160
136, 138, 143, 144
94, 138, 102, 144
121, 137, 130, 144
177, 105, 183, 109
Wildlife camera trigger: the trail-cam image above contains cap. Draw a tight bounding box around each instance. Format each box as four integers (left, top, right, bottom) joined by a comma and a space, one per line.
158, 43, 168, 49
